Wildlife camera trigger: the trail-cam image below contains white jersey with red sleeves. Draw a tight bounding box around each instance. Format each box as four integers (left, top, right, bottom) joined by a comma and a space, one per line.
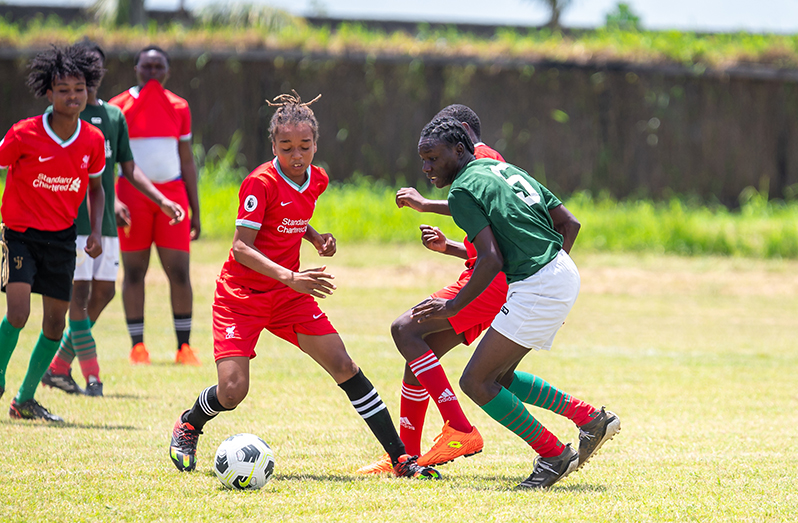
0, 115, 105, 232
109, 80, 192, 183
463, 143, 506, 268
220, 158, 329, 292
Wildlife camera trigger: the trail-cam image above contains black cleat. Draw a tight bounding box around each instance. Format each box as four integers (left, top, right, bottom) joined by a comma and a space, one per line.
169, 410, 202, 471
41, 369, 84, 395
577, 407, 621, 469
9, 398, 64, 422
517, 444, 579, 489
84, 376, 103, 397
392, 454, 442, 479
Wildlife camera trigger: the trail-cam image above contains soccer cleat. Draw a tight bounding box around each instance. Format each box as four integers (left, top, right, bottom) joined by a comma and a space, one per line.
41, 368, 84, 395
392, 454, 442, 479
9, 398, 64, 422
84, 376, 104, 397
517, 444, 579, 489
356, 453, 393, 475
577, 407, 621, 469
417, 422, 484, 467
169, 410, 202, 472
129, 342, 150, 365
175, 344, 201, 366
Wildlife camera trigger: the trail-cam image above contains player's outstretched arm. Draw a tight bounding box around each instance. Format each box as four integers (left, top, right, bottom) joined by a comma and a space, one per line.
549, 204, 581, 254
304, 224, 336, 257
119, 161, 185, 225
233, 226, 336, 299
396, 187, 451, 215
412, 225, 502, 323
419, 224, 468, 259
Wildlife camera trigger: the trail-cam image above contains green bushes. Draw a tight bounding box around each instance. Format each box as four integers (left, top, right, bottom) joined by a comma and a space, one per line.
198, 174, 798, 259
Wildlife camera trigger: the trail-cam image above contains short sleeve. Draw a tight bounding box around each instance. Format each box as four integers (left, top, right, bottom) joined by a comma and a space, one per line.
0, 126, 20, 169
235, 175, 268, 230
114, 108, 134, 164
88, 132, 106, 178
179, 104, 192, 141
539, 184, 562, 210
449, 188, 490, 243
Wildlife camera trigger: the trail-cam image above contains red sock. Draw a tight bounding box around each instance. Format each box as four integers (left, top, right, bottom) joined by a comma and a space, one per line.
408, 350, 471, 433
562, 397, 598, 427
49, 354, 71, 375
399, 381, 429, 456
78, 357, 100, 384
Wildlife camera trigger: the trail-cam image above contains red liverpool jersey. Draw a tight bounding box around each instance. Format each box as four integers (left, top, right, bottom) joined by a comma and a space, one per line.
109, 80, 191, 140
463, 143, 506, 268
0, 115, 105, 232
220, 158, 329, 292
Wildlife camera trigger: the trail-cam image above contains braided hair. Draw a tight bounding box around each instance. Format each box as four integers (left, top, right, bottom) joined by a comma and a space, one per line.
435, 104, 482, 141
267, 90, 322, 143
419, 116, 475, 155
26, 44, 105, 98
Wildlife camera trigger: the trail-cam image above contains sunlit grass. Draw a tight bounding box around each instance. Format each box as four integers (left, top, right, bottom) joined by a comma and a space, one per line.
1, 242, 796, 521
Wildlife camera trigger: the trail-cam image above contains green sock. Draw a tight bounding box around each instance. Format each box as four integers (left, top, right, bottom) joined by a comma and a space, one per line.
0, 317, 22, 389
15, 332, 60, 403
508, 371, 597, 426
481, 386, 563, 457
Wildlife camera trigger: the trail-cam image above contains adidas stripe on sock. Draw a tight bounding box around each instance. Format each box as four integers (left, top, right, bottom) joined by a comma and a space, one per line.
399, 381, 430, 456
409, 350, 471, 433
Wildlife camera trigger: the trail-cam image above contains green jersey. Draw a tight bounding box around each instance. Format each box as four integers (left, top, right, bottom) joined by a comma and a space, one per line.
49, 101, 135, 236
448, 158, 564, 284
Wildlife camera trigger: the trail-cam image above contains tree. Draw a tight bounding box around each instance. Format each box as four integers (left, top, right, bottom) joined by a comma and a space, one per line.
605, 2, 642, 31
90, 0, 147, 26
528, 0, 574, 30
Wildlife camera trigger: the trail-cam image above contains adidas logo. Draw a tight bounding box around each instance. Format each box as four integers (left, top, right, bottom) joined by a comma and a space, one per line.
399, 417, 416, 430
437, 388, 457, 403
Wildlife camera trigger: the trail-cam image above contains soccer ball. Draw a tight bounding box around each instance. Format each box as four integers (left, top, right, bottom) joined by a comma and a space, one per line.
213, 433, 275, 490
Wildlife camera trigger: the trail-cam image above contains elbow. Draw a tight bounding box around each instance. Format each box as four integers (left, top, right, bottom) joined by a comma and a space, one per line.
231, 241, 246, 263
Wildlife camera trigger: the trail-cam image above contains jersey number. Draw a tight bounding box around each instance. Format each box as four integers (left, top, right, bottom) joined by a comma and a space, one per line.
490, 162, 541, 207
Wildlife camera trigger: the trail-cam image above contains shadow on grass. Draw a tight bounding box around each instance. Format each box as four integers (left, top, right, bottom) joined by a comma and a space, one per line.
0, 419, 141, 431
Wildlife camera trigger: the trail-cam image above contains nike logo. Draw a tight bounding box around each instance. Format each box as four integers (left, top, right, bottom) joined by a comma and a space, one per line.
280, 201, 292, 206
313, 313, 324, 319
38, 156, 55, 162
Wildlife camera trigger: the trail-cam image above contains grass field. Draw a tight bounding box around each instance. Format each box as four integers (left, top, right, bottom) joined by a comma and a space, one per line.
1, 240, 796, 522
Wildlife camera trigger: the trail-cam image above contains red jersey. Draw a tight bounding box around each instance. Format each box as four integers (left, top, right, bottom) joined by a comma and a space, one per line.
463, 143, 506, 268
109, 80, 191, 140
220, 158, 329, 292
0, 115, 105, 232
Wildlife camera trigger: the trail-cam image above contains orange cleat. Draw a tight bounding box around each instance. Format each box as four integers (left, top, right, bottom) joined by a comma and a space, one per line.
417, 422, 484, 467
356, 453, 393, 475
175, 344, 201, 366
129, 342, 150, 365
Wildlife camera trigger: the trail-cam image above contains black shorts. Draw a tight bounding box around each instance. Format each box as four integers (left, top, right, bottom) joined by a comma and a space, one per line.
1, 224, 77, 302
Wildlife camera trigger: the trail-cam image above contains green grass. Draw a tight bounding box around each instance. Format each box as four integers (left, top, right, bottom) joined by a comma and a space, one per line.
4, 16, 798, 69
1, 241, 797, 521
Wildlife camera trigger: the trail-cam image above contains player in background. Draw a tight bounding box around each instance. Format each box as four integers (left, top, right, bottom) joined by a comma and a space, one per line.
109, 45, 201, 366
168, 92, 441, 480
411, 116, 620, 489
359, 104, 508, 474
42, 40, 185, 397
0, 44, 106, 421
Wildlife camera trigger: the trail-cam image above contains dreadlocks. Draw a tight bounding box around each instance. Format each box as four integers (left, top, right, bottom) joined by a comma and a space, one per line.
435, 104, 482, 141
419, 116, 475, 155
26, 44, 105, 98
267, 90, 322, 143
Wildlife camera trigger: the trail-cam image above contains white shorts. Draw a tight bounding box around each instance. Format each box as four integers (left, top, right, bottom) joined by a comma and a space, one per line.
491, 250, 580, 351
74, 236, 120, 282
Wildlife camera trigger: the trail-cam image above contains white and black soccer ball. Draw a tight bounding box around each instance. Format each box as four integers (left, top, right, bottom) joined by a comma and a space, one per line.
213, 433, 275, 490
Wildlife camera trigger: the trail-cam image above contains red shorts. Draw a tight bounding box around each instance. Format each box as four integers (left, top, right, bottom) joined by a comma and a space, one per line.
117, 177, 191, 252
432, 269, 509, 345
212, 278, 338, 361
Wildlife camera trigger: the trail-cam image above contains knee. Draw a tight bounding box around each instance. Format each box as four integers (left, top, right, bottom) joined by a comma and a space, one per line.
390, 315, 415, 350
95, 285, 116, 306
124, 265, 148, 285
6, 309, 29, 330
459, 368, 487, 404
218, 375, 249, 409
42, 316, 66, 340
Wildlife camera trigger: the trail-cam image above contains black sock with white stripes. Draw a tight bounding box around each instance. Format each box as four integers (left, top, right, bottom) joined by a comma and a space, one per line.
338, 368, 406, 464
174, 313, 192, 350
183, 385, 232, 431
